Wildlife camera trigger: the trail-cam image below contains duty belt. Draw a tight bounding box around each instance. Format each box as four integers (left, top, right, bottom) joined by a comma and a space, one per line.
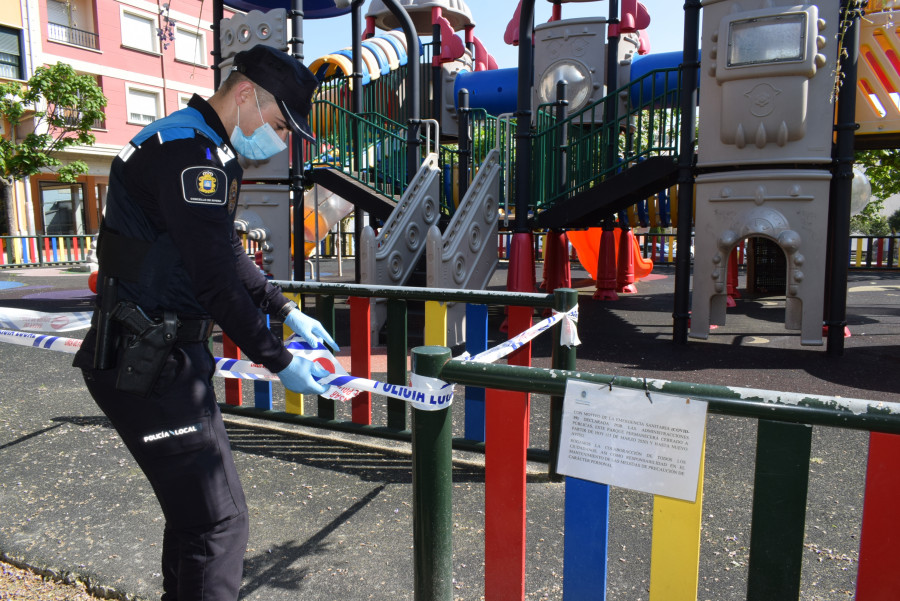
91, 308, 215, 343
139, 312, 215, 344
173, 317, 216, 343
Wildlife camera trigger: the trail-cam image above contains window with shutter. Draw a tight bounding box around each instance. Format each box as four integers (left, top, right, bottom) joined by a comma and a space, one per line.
121, 11, 157, 54
0, 27, 23, 80
127, 88, 160, 125
175, 28, 206, 66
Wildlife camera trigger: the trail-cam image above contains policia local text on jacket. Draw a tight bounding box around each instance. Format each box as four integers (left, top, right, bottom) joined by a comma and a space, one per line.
73, 46, 333, 601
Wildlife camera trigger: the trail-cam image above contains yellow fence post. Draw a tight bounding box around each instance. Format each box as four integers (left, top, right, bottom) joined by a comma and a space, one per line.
283, 292, 303, 415
648, 431, 707, 601
424, 301, 448, 347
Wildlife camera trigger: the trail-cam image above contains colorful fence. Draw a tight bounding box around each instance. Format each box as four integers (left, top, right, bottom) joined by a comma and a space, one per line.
0, 234, 95, 268
216, 280, 899, 601
4, 232, 893, 274
439, 356, 900, 601
218, 281, 568, 458
850, 234, 900, 269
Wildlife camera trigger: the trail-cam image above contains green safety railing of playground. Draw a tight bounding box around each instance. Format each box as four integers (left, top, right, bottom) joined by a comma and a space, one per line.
438, 108, 516, 217
531, 65, 684, 214
217, 280, 900, 601
309, 99, 412, 202
0, 234, 95, 268
313, 41, 435, 128
310, 97, 513, 219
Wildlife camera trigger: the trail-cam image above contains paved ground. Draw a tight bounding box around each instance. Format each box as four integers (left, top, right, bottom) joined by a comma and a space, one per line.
0, 259, 897, 600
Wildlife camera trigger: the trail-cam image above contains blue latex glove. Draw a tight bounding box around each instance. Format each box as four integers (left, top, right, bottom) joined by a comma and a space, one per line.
276, 356, 331, 395
284, 308, 340, 352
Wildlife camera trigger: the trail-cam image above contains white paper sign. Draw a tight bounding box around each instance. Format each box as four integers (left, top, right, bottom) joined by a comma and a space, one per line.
557, 380, 708, 502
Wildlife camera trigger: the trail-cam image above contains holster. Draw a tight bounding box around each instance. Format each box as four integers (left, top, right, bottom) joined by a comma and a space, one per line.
93, 275, 119, 370
112, 301, 178, 397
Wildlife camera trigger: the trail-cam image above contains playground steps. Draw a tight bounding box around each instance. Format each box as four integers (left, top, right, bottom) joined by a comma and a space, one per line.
312, 167, 398, 222
426, 148, 502, 345
534, 155, 680, 229
362, 152, 443, 342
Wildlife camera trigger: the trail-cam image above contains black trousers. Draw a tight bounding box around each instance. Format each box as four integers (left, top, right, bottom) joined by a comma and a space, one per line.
82, 341, 248, 601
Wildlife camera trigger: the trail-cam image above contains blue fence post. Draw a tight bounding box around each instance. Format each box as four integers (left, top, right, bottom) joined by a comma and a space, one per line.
254, 314, 274, 410
563, 477, 610, 601
464, 304, 488, 441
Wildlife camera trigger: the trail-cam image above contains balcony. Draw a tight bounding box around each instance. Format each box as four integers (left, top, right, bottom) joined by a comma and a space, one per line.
47, 22, 99, 50
59, 106, 106, 130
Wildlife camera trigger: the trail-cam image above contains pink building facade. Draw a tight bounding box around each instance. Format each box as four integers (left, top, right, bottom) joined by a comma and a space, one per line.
2, 0, 232, 237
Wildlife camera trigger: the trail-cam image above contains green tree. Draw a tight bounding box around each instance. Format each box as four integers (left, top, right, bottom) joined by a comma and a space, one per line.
889, 207, 900, 233
0, 62, 107, 235
852, 149, 900, 236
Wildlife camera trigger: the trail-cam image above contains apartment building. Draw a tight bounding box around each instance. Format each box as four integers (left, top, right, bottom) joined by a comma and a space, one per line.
1, 0, 231, 237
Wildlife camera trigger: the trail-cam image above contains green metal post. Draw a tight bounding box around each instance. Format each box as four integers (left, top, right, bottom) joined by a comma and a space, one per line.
411, 346, 453, 601
317, 295, 336, 420
746, 420, 812, 600
549, 288, 578, 481
387, 298, 408, 430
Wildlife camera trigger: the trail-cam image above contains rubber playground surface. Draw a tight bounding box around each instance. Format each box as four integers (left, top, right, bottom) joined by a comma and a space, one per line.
0, 260, 898, 600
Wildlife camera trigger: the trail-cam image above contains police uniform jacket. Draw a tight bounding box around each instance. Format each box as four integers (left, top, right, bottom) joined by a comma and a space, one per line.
74, 94, 294, 374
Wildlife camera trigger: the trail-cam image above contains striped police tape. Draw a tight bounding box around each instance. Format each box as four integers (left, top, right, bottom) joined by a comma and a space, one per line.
0, 307, 92, 333
0, 305, 579, 411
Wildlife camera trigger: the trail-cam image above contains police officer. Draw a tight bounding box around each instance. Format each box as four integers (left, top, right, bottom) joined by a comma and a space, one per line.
73, 45, 335, 601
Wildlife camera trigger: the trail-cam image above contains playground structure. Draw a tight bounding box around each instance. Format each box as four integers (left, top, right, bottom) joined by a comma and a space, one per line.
219, 0, 692, 340
287, 0, 898, 352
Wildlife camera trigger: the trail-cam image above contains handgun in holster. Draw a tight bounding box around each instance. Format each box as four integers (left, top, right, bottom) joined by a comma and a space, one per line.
111, 301, 178, 397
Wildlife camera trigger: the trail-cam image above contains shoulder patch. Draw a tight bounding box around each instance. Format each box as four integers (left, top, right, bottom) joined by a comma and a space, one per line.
181, 166, 228, 206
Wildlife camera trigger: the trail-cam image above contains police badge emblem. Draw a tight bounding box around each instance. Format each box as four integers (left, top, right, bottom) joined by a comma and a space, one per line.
197, 171, 218, 195
181, 166, 227, 205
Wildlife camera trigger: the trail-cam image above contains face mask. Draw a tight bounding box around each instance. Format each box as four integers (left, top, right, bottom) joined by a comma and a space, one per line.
230, 90, 288, 160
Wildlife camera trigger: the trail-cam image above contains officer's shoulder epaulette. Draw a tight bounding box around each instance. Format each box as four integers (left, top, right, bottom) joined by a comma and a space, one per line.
155, 127, 205, 144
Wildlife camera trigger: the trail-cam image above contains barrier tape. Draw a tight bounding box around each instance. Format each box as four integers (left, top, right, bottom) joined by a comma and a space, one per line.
0, 329, 85, 353
457, 306, 580, 364
0, 307, 92, 332
0, 304, 580, 412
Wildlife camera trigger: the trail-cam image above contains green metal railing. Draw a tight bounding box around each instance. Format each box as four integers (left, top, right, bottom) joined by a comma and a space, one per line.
310, 100, 411, 202
313, 42, 435, 126
531, 66, 684, 214
438, 109, 513, 216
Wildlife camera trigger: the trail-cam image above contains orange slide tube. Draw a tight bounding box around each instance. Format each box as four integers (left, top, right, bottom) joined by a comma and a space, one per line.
566, 228, 654, 280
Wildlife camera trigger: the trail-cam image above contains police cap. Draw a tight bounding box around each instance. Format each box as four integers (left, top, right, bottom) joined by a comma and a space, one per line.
232, 45, 319, 143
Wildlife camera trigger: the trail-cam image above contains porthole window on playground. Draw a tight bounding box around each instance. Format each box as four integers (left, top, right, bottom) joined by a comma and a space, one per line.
727, 14, 806, 67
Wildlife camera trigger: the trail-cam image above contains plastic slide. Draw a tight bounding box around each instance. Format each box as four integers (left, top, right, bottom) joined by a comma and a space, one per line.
566, 228, 653, 281
301, 185, 353, 257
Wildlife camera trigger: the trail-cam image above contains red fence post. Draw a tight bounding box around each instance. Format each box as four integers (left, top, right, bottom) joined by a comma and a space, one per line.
856, 432, 900, 600
349, 296, 372, 425
485, 304, 532, 600
222, 334, 242, 406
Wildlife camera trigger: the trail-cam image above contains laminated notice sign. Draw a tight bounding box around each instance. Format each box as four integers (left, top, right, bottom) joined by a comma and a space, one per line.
557, 380, 708, 502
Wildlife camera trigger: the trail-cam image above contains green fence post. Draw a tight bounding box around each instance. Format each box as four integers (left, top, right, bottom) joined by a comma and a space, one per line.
317, 294, 336, 420
549, 288, 578, 481
746, 420, 812, 600
411, 346, 452, 601
387, 298, 408, 430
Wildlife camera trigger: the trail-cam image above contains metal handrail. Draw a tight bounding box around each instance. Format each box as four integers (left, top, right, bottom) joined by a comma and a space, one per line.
530, 66, 684, 214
